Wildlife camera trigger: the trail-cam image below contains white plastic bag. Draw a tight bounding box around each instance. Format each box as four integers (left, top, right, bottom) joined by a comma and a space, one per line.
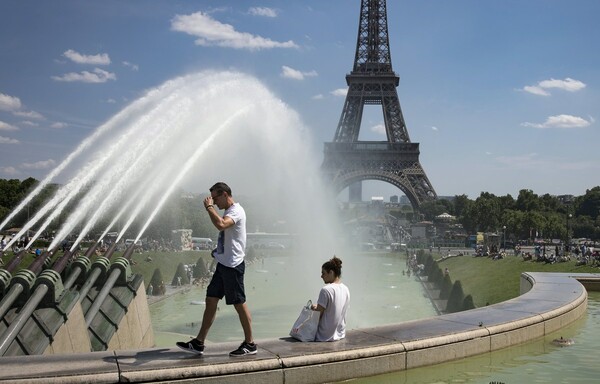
289, 300, 320, 342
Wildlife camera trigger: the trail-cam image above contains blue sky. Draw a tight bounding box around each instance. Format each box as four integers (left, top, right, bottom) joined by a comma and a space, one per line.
0, 0, 598, 200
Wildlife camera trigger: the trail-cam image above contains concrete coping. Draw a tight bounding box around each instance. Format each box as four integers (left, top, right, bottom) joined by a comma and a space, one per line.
1, 272, 598, 384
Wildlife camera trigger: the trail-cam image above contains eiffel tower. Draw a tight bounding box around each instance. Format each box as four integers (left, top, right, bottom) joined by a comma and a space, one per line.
322, 0, 437, 208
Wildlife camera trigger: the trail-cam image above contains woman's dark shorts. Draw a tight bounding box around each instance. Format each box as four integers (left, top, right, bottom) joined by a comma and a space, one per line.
206, 261, 246, 305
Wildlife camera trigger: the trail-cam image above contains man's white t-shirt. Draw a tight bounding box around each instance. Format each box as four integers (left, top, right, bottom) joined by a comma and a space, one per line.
214, 203, 246, 268
315, 282, 350, 341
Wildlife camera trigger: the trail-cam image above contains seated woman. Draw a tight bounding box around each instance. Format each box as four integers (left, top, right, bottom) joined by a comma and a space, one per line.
311, 256, 350, 341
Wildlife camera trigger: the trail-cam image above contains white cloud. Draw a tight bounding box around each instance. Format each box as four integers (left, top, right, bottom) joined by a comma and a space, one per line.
13, 110, 44, 120
521, 114, 592, 129
50, 122, 68, 129
63, 49, 111, 65
0, 121, 18, 131
0, 93, 22, 111
171, 11, 298, 50
0, 166, 19, 175
20, 121, 39, 127
312, 94, 324, 100
52, 68, 116, 83
523, 85, 550, 96
106, 98, 117, 104
248, 7, 278, 17
331, 88, 348, 97
523, 77, 586, 96
539, 78, 586, 92
495, 152, 597, 171
431, 126, 438, 131
122, 61, 139, 71
370, 123, 386, 135
0, 136, 19, 144
495, 153, 543, 168
20, 159, 56, 170
280, 66, 318, 80
0, 93, 44, 120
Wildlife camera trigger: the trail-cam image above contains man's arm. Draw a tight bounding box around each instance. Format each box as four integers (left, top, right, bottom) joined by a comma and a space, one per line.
208, 209, 235, 231
203, 196, 235, 231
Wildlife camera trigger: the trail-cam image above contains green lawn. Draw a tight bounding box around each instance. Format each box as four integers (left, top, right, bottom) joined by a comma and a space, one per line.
1, 249, 211, 288
436, 254, 598, 307
128, 250, 211, 285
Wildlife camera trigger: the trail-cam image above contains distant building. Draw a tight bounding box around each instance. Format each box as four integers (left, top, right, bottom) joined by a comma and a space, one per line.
371, 196, 384, 204
557, 195, 575, 204
390, 195, 399, 203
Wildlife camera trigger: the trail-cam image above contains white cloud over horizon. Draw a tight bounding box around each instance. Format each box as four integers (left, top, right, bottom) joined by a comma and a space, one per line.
521, 114, 592, 129
0, 136, 19, 144
496, 152, 597, 172
20, 159, 56, 170
122, 61, 139, 71
280, 65, 318, 80
52, 68, 116, 83
370, 123, 386, 135
330, 88, 347, 97
0, 166, 18, 175
50, 122, 68, 129
0, 93, 22, 111
63, 49, 111, 65
171, 11, 298, 50
0, 121, 18, 131
248, 7, 278, 18
523, 77, 586, 96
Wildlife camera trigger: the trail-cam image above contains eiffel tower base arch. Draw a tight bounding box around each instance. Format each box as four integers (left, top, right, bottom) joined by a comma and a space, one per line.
322, 142, 437, 210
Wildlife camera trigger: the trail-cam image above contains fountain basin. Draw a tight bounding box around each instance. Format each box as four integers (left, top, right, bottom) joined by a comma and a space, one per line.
0, 271, 595, 383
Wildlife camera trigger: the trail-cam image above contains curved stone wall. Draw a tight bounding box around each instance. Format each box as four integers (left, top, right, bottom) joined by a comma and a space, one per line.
0, 272, 597, 384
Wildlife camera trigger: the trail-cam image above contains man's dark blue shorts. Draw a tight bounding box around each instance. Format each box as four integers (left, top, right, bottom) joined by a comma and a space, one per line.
206, 261, 246, 305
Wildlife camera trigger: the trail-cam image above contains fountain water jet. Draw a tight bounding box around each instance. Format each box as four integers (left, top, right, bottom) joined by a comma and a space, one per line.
50, 95, 196, 250
3, 70, 343, 320
0, 87, 167, 233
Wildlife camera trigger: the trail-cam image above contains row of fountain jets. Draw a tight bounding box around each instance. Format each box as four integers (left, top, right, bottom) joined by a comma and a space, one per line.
0, 238, 138, 355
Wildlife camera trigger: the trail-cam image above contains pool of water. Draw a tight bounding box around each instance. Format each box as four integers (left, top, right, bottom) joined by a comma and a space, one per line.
150, 252, 437, 345
345, 291, 600, 384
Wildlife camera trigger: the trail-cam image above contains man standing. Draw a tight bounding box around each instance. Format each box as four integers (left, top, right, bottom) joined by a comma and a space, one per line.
176, 182, 256, 357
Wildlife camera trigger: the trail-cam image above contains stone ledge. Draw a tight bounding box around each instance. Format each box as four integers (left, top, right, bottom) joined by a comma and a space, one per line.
0, 272, 594, 384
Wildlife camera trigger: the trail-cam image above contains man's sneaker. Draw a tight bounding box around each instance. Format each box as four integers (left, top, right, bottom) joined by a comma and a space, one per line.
176, 339, 204, 355
229, 341, 257, 357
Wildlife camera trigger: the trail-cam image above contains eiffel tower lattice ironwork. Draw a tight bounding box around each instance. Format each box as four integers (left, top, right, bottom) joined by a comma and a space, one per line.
322, 0, 437, 208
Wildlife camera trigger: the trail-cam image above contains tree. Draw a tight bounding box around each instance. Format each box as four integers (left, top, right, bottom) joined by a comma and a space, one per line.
419, 200, 449, 221
429, 265, 443, 285
516, 189, 541, 212
149, 268, 164, 296
453, 194, 471, 218
542, 212, 567, 239
462, 295, 476, 310
439, 273, 453, 300
423, 254, 435, 275
539, 193, 564, 213
573, 216, 596, 240
446, 280, 465, 313
497, 194, 516, 213
522, 211, 546, 240
472, 192, 501, 232
576, 187, 600, 220
193, 257, 210, 278
171, 262, 190, 286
